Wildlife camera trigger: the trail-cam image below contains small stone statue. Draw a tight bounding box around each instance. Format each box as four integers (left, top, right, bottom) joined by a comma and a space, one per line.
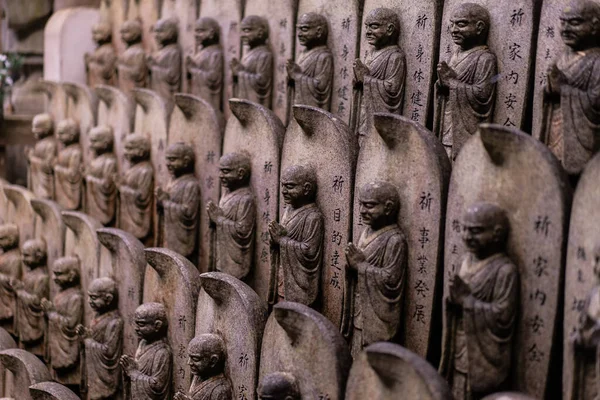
354, 8, 406, 142
257, 372, 301, 400
85, 126, 118, 226
118, 134, 154, 244
287, 13, 333, 110
147, 17, 182, 104
120, 302, 172, 400
85, 22, 117, 87
41, 256, 83, 384
117, 20, 148, 93
231, 16, 273, 107
27, 113, 57, 200
434, 3, 497, 161
344, 181, 407, 358
12, 239, 49, 356
156, 142, 200, 261
76, 277, 123, 400
0, 224, 20, 333
207, 152, 256, 280
173, 334, 233, 400
54, 119, 83, 211
541, 0, 600, 175
186, 17, 224, 111
439, 202, 519, 399
269, 165, 324, 306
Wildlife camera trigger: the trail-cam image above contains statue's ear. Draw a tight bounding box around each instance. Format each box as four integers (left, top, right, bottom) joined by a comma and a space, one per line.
237, 167, 247, 180
210, 354, 219, 367
387, 23, 395, 37
303, 182, 312, 196
384, 200, 395, 215
154, 320, 163, 331
316, 26, 323, 38
104, 293, 114, 304
476, 20, 486, 36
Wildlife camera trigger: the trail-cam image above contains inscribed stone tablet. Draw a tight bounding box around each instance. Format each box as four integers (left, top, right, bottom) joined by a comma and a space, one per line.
195, 272, 268, 400
281, 105, 356, 327
296, 0, 360, 122
0, 328, 16, 398
125, 0, 160, 52
0, 349, 51, 400
36, 81, 67, 123
355, 114, 450, 358
29, 381, 80, 400
443, 124, 570, 398
62, 82, 99, 166
3, 185, 36, 244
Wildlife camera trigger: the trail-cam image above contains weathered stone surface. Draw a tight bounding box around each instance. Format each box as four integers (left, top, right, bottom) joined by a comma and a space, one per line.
259, 301, 351, 400
442, 124, 570, 398
296, 0, 360, 123
125, 0, 160, 52
143, 248, 202, 394
195, 272, 268, 400
35, 81, 68, 123
346, 342, 451, 400
29, 381, 80, 400
354, 114, 450, 358
0, 328, 17, 398
481, 393, 537, 400
0, 348, 51, 400
219, 99, 284, 297
63, 82, 99, 167
4, 185, 36, 245
282, 105, 356, 327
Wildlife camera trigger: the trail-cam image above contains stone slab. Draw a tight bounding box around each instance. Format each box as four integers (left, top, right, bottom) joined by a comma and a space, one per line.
0, 349, 51, 400
62, 82, 99, 168
3, 185, 36, 245
0, 328, 16, 398
29, 382, 80, 400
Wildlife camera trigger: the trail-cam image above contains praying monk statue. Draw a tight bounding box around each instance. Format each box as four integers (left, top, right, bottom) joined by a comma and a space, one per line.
117, 20, 148, 93
231, 16, 273, 108
434, 3, 497, 161
85, 22, 117, 87
121, 302, 172, 400
85, 126, 118, 226
207, 152, 256, 281
76, 277, 123, 400
27, 113, 57, 200
156, 143, 200, 261
0, 224, 20, 333
344, 181, 407, 358
41, 256, 84, 384
118, 134, 154, 244
439, 202, 519, 399
147, 18, 182, 103
54, 119, 83, 211
354, 8, 406, 142
287, 13, 333, 110
268, 165, 324, 306
173, 334, 233, 400
186, 17, 224, 111
541, 0, 600, 175
257, 372, 301, 400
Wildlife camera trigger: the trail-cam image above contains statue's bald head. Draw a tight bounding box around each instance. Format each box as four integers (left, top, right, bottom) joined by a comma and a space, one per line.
135, 302, 168, 328
32, 113, 53, 136
281, 164, 318, 203
451, 2, 491, 43
463, 201, 510, 252
121, 19, 143, 42
166, 142, 195, 169
89, 276, 117, 297
561, 0, 600, 49
52, 256, 80, 275
90, 125, 114, 150
298, 12, 329, 40
154, 17, 179, 42
365, 8, 401, 43
124, 133, 151, 158
360, 181, 400, 215
57, 119, 80, 143
241, 15, 270, 41
219, 152, 252, 185
0, 224, 18, 249
92, 22, 112, 42
258, 372, 301, 400
195, 17, 220, 40
22, 239, 47, 267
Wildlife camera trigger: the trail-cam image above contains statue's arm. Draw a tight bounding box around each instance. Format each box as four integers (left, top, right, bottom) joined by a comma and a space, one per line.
363, 51, 406, 97
454, 53, 497, 103
279, 211, 324, 265
239, 51, 273, 90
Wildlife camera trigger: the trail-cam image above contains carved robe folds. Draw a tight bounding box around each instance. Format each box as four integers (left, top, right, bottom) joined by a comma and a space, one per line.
188, 44, 224, 111
87, 44, 117, 87
130, 339, 172, 400
0, 248, 20, 323
119, 161, 154, 241
188, 374, 232, 399
48, 287, 83, 373
118, 44, 148, 92
29, 137, 57, 199
54, 144, 83, 210
163, 175, 200, 258
16, 268, 49, 346
238, 45, 273, 107
149, 44, 182, 101
86, 153, 118, 225
295, 46, 333, 109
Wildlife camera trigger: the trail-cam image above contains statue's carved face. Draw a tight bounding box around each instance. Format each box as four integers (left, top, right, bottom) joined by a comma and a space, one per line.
90, 131, 111, 153
297, 17, 323, 47
92, 25, 110, 43
52, 263, 77, 288
121, 23, 141, 44
461, 210, 497, 254
364, 16, 394, 49
88, 289, 112, 312
449, 7, 486, 48
187, 348, 219, 376
32, 117, 52, 140
22, 244, 44, 269
124, 138, 149, 163
359, 193, 392, 228
195, 21, 216, 46
219, 161, 246, 189
560, 6, 598, 50
58, 125, 78, 145
241, 20, 265, 47
0, 234, 15, 250
165, 150, 189, 176
153, 20, 176, 46
133, 313, 162, 339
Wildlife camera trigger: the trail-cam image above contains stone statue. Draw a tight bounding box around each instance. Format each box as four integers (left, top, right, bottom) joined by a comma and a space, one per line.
76, 277, 123, 400
268, 165, 324, 306
27, 113, 57, 200
85, 22, 117, 87
117, 20, 148, 93
186, 17, 224, 111
207, 152, 256, 280
231, 16, 273, 107
354, 8, 406, 143
85, 126, 118, 226
540, 0, 600, 175
147, 18, 182, 104
0, 224, 20, 333
439, 202, 519, 399
12, 239, 49, 356
287, 13, 333, 110
118, 134, 154, 244
41, 256, 83, 384
120, 302, 172, 400
344, 181, 407, 358
54, 119, 83, 211
257, 372, 301, 400
434, 3, 497, 161
156, 142, 200, 261
173, 334, 233, 400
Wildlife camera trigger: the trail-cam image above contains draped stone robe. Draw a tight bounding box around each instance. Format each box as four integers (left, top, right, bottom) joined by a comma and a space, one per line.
119, 161, 154, 242
273, 203, 324, 306
162, 174, 200, 258
188, 44, 224, 111
87, 43, 117, 87
0, 248, 21, 332
294, 45, 334, 110
436, 45, 497, 161
29, 136, 57, 199
187, 373, 232, 400
86, 152, 118, 225
149, 43, 182, 102
118, 43, 148, 93
214, 186, 256, 280
83, 309, 123, 400
16, 267, 49, 349
351, 224, 407, 356
541, 47, 600, 175
440, 252, 519, 399
237, 45, 273, 108
54, 143, 83, 210
129, 338, 172, 400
